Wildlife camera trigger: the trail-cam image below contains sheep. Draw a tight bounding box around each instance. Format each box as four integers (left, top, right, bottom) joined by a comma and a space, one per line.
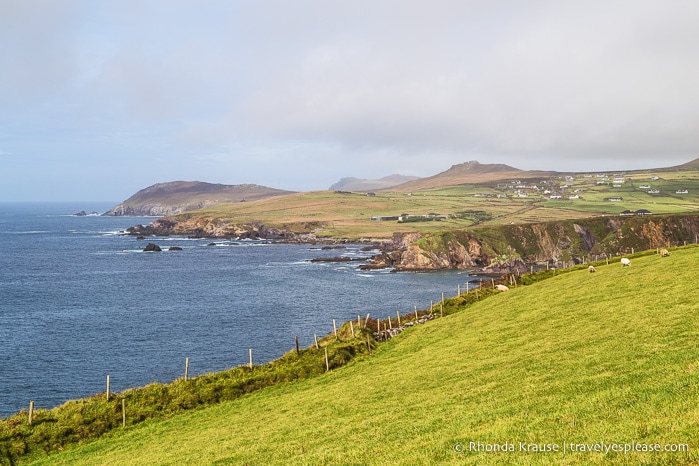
620, 257, 631, 267
660, 249, 670, 257
495, 284, 510, 292
588, 265, 596, 273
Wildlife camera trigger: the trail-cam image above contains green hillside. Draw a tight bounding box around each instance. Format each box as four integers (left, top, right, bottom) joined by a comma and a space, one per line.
27, 247, 699, 465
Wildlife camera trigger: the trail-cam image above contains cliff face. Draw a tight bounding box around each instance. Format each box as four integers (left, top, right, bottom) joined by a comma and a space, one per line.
363, 214, 699, 271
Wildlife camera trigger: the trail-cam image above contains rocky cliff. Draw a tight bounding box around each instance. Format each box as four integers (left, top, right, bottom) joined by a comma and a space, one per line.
362, 214, 699, 272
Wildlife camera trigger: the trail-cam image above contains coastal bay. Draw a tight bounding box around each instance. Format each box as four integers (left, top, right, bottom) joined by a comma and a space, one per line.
0, 202, 471, 417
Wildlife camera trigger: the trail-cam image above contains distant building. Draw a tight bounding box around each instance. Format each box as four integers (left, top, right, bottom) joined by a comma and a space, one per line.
676, 189, 689, 194
606, 197, 623, 202
620, 210, 634, 216
635, 209, 652, 216
647, 189, 660, 194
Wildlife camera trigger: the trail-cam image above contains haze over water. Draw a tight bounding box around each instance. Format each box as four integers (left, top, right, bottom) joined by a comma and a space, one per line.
0, 202, 473, 416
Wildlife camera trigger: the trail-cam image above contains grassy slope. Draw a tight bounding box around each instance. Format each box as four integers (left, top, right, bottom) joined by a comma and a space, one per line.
31, 247, 699, 465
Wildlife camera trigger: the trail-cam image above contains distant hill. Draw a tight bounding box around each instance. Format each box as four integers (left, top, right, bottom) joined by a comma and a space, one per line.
675, 157, 699, 170
387, 160, 552, 191
328, 174, 420, 192
103, 181, 294, 216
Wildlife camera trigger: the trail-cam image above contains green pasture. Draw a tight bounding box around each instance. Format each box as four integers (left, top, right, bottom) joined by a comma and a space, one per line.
29, 246, 699, 465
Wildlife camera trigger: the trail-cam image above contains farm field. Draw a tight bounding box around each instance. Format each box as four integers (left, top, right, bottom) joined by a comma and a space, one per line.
169, 168, 699, 239
29, 246, 699, 465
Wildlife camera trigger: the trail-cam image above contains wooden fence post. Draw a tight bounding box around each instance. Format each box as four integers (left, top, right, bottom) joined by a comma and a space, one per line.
28, 400, 34, 425
122, 399, 126, 427
295, 336, 300, 355
396, 311, 401, 326
314, 333, 319, 349
106, 375, 110, 401
388, 316, 392, 329
249, 348, 253, 369
324, 347, 329, 372
185, 357, 189, 381
457, 284, 461, 296
333, 319, 338, 339
414, 306, 418, 320
350, 321, 356, 338
365, 313, 370, 328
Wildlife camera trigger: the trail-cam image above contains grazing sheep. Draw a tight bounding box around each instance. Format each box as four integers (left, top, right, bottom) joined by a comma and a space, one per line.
661, 249, 670, 257
495, 284, 510, 292
588, 265, 596, 273
620, 258, 631, 267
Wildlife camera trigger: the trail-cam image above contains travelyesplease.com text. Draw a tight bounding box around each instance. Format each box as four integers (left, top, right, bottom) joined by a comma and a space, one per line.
455, 441, 690, 455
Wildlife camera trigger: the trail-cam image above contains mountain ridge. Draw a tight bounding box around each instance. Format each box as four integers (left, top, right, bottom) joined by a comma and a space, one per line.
329, 174, 420, 191
103, 181, 294, 216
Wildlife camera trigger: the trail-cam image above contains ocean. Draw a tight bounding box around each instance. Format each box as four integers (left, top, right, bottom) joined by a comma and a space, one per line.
0, 202, 476, 417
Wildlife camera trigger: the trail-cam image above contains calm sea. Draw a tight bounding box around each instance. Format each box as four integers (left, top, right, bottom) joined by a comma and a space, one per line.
0, 202, 475, 416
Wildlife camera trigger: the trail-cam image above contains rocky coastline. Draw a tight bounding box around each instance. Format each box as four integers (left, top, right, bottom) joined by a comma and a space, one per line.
124, 213, 699, 274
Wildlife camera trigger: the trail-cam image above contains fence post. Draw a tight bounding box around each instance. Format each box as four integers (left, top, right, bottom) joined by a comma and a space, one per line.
28, 400, 34, 425
350, 321, 356, 338
185, 357, 189, 381
314, 333, 319, 349
324, 347, 329, 372
333, 319, 338, 339
106, 375, 110, 401
396, 311, 401, 326
122, 398, 126, 427
295, 336, 300, 355
249, 348, 253, 369
365, 313, 370, 328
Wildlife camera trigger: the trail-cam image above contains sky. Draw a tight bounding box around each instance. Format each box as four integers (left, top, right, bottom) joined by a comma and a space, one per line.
1, 1, 699, 202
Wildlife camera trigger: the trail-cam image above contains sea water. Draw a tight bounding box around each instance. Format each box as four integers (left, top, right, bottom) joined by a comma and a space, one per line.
0, 202, 476, 416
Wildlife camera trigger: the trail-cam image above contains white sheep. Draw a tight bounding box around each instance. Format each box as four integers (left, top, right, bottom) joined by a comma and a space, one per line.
588, 265, 596, 273
660, 249, 670, 257
495, 284, 510, 292
620, 257, 631, 267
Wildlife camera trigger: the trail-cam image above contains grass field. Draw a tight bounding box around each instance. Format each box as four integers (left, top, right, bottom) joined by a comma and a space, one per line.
29, 246, 699, 465
170, 169, 699, 239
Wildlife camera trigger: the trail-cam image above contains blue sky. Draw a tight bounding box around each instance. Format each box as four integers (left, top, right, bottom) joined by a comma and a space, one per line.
1, 1, 698, 202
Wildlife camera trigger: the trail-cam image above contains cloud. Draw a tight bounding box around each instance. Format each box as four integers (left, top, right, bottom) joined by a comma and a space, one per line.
2, 0, 699, 200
